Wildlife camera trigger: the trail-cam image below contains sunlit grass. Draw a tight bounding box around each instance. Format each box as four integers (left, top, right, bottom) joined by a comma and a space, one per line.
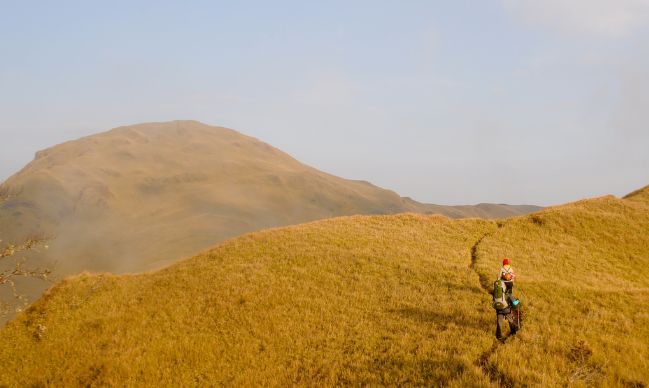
0, 186, 648, 386
0, 215, 498, 386
475, 194, 649, 386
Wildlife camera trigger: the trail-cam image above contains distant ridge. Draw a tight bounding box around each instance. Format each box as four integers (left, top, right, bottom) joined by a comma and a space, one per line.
0, 120, 541, 277
624, 184, 649, 202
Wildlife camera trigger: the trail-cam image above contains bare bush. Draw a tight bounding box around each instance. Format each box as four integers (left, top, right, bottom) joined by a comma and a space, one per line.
0, 238, 52, 315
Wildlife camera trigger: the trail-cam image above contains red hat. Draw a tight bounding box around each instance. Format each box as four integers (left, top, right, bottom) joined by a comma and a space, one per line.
503, 258, 510, 265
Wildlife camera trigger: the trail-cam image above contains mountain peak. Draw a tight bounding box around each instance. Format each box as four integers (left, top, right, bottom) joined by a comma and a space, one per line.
1, 121, 541, 278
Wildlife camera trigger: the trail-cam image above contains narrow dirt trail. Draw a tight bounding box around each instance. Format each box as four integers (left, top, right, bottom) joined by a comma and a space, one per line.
470, 232, 494, 293
476, 341, 516, 388
469, 229, 515, 387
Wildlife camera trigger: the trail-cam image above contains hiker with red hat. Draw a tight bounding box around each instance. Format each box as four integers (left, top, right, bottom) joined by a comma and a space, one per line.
499, 258, 515, 294
493, 257, 520, 340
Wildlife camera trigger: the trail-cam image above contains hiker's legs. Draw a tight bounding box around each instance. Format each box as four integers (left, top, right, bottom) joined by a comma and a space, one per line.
496, 313, 505, 339
506, 313, 518, 334
496, 312, 517, 338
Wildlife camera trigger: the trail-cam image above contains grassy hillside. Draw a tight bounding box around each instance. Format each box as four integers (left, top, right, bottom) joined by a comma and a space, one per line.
0, 215, 497, 386
0, 185, 647, 386
625, 184, 649, 203
474, 193, 649, 386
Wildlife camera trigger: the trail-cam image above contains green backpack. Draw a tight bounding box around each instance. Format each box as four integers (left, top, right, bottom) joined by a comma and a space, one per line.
492, 279, 509, 310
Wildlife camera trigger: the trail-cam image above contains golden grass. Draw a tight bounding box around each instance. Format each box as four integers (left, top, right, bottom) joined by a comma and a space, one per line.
475, 195, 649, 387
625, 184, 649, 203
0, 215, 498, 386
0, 189, 647, 386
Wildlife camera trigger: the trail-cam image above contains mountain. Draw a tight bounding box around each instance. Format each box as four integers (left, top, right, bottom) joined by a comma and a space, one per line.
0, 185, 646, 386
0, 120, 540, 276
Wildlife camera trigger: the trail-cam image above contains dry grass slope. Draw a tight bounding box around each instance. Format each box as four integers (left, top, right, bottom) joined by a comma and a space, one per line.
0, 215, 498, 386
475, 194, 649, 386
625, 184, 649, 203
1, 142, 645, 386
1, 184, 647, 386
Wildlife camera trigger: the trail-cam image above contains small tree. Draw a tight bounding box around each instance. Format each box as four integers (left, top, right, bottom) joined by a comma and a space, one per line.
0, 238, 52, 316
0, 183, 52, 319
1, 183, 52, 315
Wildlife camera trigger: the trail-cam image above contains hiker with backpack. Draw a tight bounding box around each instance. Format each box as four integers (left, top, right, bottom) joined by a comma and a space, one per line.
493, 277, 518, 340
493, 258, 520, 340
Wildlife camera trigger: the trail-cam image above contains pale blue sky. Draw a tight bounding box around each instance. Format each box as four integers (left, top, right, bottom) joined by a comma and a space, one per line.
1, 1, 648, 205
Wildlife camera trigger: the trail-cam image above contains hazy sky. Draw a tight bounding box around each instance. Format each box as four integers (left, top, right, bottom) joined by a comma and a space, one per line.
1, 1, 648, 206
